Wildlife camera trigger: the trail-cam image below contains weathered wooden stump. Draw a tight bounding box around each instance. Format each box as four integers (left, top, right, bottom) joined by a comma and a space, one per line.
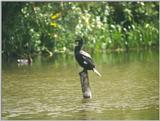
79, 70, 92, 98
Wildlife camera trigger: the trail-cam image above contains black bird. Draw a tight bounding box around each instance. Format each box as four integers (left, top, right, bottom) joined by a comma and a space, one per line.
74, 38, 101, 77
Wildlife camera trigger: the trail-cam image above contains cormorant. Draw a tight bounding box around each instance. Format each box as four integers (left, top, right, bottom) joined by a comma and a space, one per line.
74, 38, 101, 77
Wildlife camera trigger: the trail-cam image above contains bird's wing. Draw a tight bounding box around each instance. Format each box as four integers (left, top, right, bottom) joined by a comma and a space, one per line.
80, 50, 92, 59
81, 54, 95, 67
80, 50, 95, 67
83, 60, 88, 65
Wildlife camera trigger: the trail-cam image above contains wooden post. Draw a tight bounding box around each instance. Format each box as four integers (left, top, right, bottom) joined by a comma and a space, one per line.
79, 70, 92, 98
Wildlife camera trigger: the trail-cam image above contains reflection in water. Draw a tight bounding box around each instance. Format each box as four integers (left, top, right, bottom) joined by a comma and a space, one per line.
2, 50, 159, 120
79, 99, 92, 120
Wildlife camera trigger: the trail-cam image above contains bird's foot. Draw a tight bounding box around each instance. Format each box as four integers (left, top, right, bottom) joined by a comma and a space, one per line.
79, 70, 88, 77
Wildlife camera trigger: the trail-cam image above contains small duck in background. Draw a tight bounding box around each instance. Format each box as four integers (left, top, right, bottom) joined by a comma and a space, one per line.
17, 55, 32, 65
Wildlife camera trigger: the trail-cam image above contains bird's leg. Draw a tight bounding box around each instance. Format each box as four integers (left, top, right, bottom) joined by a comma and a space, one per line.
80, 69, 87, 77
82, 69, 87, 73
79, 69, 87, 76
79, 70, 83, 76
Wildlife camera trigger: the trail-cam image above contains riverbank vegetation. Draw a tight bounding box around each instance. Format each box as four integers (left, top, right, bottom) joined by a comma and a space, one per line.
2, 2, 159, 58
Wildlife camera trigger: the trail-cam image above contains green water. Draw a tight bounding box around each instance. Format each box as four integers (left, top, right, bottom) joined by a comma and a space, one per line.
2, 50, 159, 120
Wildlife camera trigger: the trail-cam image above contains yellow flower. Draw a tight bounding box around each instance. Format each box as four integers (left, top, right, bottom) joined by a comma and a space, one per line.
50, 22, 57, 27
51, 13, 61, 20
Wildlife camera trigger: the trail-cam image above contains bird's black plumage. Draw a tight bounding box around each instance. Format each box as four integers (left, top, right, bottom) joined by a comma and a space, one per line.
74, 38, 101, 76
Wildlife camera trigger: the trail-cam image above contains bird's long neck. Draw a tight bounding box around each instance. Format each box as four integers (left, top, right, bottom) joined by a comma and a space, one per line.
75, 45, 82, 54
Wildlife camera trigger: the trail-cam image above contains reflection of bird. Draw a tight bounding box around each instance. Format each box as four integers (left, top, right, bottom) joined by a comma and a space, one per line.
74, 38, 101, 77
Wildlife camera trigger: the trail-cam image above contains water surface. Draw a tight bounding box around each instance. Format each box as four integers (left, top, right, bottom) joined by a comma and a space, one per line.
2, 50, 159, 120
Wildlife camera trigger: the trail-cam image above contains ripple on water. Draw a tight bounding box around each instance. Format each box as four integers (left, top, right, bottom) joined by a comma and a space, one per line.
2, 50, 159, 120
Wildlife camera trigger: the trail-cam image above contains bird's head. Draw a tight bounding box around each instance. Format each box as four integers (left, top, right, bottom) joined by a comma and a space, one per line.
75, 38, 83, 47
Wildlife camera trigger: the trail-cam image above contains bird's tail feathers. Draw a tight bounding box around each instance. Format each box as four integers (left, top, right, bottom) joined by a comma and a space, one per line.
93, 68, 101, 77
